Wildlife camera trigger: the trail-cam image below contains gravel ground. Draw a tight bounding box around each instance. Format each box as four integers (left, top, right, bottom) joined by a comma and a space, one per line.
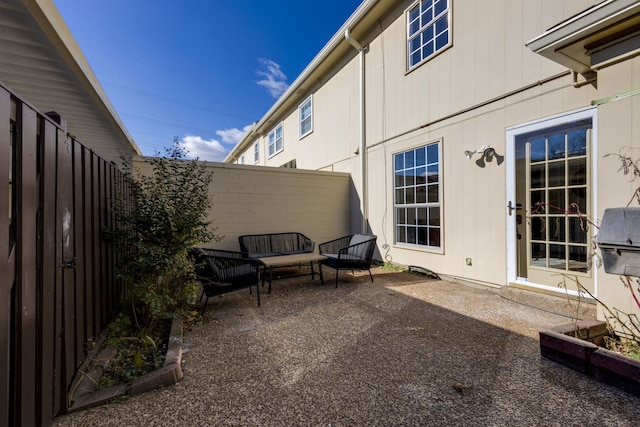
53, 267, 640, 426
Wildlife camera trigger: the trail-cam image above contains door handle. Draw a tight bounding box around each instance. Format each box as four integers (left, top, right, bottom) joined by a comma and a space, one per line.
507, 201, 522, 215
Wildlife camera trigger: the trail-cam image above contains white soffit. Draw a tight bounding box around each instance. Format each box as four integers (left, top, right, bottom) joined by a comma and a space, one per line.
526, 0, 640, 74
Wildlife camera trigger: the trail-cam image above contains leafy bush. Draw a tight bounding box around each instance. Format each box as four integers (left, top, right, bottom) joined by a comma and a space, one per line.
107, 142, 219, 329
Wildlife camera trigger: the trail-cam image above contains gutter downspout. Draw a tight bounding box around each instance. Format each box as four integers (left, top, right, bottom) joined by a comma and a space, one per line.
345, 28, 368, 234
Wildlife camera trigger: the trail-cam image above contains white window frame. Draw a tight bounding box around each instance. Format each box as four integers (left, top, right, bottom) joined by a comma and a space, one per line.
268, 123, 284, 158
393, 141, 442, 251
299, 95, 313, 139
406, 0, 452, 71
253, 141, 260, 164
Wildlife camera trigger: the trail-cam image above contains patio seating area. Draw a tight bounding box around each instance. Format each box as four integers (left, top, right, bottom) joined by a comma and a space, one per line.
52, 267, 640, 426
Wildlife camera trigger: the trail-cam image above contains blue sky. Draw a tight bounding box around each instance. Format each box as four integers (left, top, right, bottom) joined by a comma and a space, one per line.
52, 0, 363, 160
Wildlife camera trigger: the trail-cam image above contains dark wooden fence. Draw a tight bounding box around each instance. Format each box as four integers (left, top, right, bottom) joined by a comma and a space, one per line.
0, 83, 129, 426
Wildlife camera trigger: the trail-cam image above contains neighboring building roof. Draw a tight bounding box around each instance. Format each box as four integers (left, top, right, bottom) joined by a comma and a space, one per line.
526, 0, 640, 74
0, 0, 141, 163
224, 0, 397, 163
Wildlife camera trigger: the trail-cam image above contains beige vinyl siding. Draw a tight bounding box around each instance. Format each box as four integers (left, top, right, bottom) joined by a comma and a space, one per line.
594, 55, 640, 318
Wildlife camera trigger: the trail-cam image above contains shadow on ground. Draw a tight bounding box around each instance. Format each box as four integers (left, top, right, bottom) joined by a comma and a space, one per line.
53, 267, 640, 426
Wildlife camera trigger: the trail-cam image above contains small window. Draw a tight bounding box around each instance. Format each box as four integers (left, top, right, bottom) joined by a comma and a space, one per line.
268, 123, 284, 158
239, 154, 245, 165
299, 95, 313, 138
407, 0, 451, 70
253, 142, 259, 164
394, 142, 442, 249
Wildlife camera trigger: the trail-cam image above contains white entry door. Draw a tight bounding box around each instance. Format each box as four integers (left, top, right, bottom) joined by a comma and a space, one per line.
506, 108, 597, 295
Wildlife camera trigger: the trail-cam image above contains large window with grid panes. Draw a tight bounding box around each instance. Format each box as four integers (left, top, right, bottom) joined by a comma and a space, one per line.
394, 142, 441, 249
407, 0, 451, 71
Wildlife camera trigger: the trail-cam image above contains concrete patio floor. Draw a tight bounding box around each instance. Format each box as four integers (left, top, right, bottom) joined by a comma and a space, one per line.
53, 267, 640, 426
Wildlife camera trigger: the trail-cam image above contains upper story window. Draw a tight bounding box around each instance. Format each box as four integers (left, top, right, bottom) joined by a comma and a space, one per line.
239, 154, 245, 165
253, 141, 259, 164
407, 0, 451, 70
394, 142, 441, 249
268, 123, 283, 158
299, 95, 313, 138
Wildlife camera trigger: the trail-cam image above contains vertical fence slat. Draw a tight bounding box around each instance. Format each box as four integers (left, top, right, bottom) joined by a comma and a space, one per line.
16, 104, 38, 427
83, 148, 95, 340
57, 134, 76, 396
38, 120, 58, 424
0, 86, 12, 427
52, 127, 66, 417
72, 141, 86, 366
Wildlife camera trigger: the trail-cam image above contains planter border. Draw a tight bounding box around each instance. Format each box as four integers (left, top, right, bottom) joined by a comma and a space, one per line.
540, 320, 640, 396
66, 316, 184, 413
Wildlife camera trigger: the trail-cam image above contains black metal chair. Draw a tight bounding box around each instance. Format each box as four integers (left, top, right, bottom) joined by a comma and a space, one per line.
318, 234, 377, 287
191, 248, 262, 314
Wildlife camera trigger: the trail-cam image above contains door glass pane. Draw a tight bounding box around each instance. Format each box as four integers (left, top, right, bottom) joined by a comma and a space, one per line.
568, 158, 586, 185
530, 164, 545, 188
549, 244, 566, 270
530, 190, 545, 211
569, 188, 586, 212
531, 243, 546, 266
549, 217, 565, 242
531, 217, 545, 240
547, 162, 565, 187
530, 137, 546, 162
548, 189, 565, 210
568, 217, 587, 243
568, 129, 587, 157
548, 133, 566, 160
569, 246, 587, 272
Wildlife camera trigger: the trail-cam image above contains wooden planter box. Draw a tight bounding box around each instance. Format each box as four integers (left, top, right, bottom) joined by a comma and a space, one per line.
539, 320, 640, 396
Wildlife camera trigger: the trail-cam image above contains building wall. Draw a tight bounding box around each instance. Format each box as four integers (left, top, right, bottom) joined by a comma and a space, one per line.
133, 158, 351, 251
594, 55, 640, 320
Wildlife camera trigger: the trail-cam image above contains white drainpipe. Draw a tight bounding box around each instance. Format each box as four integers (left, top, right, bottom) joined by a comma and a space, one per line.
345, 28, 368, 234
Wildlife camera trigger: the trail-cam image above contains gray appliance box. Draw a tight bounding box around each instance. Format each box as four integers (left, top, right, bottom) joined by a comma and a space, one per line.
597, 207, 640, 277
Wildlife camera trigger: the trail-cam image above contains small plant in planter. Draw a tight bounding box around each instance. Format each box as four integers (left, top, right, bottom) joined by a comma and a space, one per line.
103, 141, 219, 383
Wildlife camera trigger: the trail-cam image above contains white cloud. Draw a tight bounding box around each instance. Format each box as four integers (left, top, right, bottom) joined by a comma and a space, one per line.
178, 125, 252, 162
178, 135, 228, 162
216, 124, 252, 145
256, 58, 289, 98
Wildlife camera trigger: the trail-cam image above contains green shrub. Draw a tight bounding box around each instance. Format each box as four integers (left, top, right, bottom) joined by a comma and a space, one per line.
107, 142, 219, 329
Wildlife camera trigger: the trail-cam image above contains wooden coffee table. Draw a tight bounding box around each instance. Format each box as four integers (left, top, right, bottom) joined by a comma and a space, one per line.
258, 253, 327, 293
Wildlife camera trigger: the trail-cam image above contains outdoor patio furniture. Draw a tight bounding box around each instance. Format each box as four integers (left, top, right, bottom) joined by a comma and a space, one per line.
318, 234, 377, 287
239, 232, 315, 259
191, 248, 262, 314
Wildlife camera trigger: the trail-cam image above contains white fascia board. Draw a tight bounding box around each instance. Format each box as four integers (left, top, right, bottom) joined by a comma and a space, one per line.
525, 0, 640, 73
